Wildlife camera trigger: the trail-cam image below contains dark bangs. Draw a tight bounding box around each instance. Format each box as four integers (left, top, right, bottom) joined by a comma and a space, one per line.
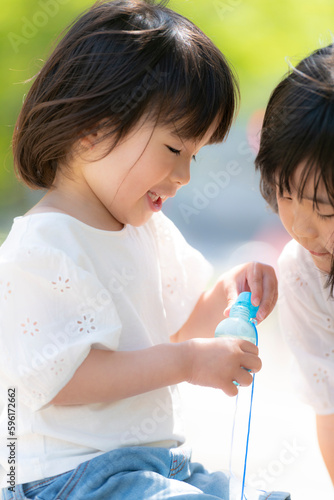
255, 44, 334, 212
13, 0, 238, 189
88, 1, 240, 146
276, 91, 334, 208
146, 17, 239, 144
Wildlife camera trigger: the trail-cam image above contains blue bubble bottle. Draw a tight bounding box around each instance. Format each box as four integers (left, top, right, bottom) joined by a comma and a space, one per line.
215, 292, 259, 500
215, 291, 258, 345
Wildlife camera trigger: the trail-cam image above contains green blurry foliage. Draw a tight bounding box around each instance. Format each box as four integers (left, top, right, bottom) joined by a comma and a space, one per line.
0, 0, 92, 215
0, 0, 333, 214
172, 0, 334, 108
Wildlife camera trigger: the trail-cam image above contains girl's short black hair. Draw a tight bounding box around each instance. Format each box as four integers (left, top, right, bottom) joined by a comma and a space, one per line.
255, 43, 334, 292
255, 43, 334, 210
13, 0, 239, 189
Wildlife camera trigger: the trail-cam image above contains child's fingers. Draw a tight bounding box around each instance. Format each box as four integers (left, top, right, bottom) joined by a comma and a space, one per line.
223, 288, 240, 317
239, 338, 259, 355
244, 262, 277, 322
223, 283, 251, 317
224, 383, 239, 397
239, 341, 262, 371
234, 353, 262, 388
223, 300, 234, 317
242, 351, 262, 373
256, 267, 278, 322
222, 262, 278, 321
235, 368, 254, 387
246, 262, 263, 308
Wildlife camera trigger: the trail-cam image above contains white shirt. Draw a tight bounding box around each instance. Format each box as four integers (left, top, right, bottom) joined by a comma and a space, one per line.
0, 212, 212, 486
278, 239, 334, 415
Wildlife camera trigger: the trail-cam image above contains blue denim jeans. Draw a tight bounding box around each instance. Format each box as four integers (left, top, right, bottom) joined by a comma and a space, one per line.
1, 445, 291, 499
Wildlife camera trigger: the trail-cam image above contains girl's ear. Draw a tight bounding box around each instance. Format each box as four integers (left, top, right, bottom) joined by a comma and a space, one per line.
79, 120, 108, 150
80, 131, 98, 150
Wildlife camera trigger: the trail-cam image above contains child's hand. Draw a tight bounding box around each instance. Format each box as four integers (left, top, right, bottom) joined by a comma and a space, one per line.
220, 262, 277, 323
187, 337, 262, 396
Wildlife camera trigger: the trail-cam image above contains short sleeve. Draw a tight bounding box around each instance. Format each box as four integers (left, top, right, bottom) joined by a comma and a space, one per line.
150, 213, 213, 335
278, 241, 334, 415
0, 246, 122, 411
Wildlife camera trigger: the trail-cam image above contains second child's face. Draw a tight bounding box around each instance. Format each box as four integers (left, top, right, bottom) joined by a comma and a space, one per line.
276, 163, 334, 273
74, 119, 215, 229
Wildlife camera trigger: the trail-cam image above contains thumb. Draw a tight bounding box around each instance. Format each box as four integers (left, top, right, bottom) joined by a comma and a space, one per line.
223, 291, 239, 318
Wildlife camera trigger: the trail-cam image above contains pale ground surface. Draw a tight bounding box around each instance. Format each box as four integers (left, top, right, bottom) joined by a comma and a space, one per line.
179, 307, 334, 500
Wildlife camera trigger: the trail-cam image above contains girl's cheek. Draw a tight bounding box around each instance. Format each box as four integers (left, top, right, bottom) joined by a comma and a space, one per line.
277, 202, 297, 240
325, 227, 334, 251
277, 199, 289, 224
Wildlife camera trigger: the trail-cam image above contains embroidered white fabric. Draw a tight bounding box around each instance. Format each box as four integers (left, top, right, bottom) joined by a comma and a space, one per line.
0, 211, 212, 485
278, 239, 334, 415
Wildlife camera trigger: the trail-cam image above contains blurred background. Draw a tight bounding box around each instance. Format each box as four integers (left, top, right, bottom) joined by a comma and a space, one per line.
1, 0, 334, 498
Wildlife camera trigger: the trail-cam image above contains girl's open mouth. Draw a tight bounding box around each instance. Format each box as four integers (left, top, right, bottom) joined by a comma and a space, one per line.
147, 191, 164, 212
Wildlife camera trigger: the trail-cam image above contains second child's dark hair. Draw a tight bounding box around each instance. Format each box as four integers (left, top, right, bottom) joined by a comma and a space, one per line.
13, 0, 239, 189
255, 43, 334, 293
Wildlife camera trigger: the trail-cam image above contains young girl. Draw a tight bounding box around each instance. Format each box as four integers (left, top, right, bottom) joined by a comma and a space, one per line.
255, 43, 334, 485
0, 1, 290, 498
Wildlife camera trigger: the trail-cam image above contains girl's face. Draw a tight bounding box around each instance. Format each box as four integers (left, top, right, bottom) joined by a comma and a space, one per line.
276, 163, 334, 273
70, 119, 216, 229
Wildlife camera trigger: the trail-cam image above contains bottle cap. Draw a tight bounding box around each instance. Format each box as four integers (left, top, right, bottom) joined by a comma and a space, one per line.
233, 291, 259, 320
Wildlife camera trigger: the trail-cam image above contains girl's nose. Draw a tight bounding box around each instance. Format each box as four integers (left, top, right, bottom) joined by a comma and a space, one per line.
170, 162, 191, 186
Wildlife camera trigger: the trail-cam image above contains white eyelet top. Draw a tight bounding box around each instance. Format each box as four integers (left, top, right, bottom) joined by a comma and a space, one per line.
278, 239, 334, 415
0, 211, 212, 485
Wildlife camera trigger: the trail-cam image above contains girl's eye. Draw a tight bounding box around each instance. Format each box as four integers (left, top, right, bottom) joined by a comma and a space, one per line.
316, 212, 334, 220
166, 146, 181, 156
166, 145, 196, 161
